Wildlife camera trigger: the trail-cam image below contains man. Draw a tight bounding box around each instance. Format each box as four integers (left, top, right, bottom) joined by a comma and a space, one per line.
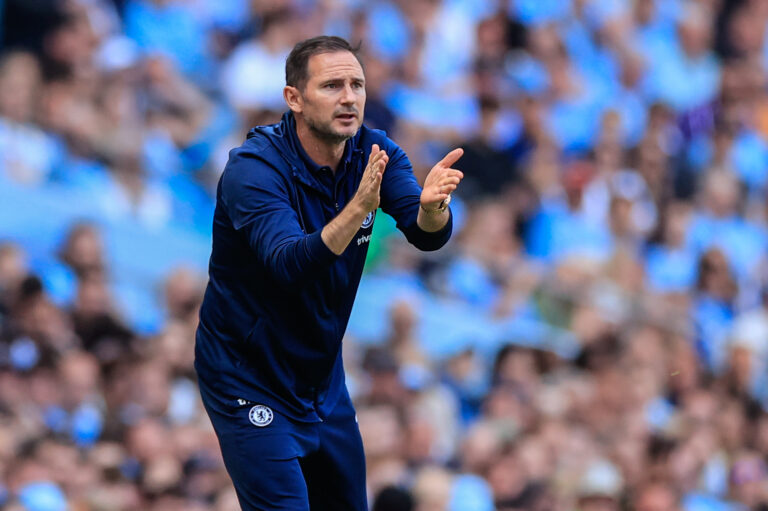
194, 36, 464, 511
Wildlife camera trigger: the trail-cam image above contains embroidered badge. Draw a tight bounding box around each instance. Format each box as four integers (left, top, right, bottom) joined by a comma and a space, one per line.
361, 211, 375, 229
248, 405, 274, 427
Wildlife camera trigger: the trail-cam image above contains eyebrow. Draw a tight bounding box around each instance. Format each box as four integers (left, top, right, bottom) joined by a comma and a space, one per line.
321, 77, 365, 83
319, 77, 366, 88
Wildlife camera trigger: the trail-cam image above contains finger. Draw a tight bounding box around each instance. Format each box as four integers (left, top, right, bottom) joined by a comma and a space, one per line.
437, 184, 456, 195
370, 158, 386, 180
444, 169, 464, 179
440, 177, 461, 186
436, 148, 464, 169
371, 150, 387, 171
366, 151, 386, 180
367, 144, 380, 165
432, 169, 463, 184
369, 150, 385, 169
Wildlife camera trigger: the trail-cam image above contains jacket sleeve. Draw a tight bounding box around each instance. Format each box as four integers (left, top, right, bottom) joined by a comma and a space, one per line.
378, 138, 453, 251
220, 151, 338, 285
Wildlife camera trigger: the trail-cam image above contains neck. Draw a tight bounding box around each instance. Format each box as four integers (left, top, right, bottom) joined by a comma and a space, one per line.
294, 116, 346, 170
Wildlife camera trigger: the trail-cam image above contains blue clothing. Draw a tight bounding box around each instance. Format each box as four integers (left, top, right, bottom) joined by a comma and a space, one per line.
687, 214, 767, 280
646, 41, 720, 112
644, 244, 697, 293
195, 111, 452, 423
124, 0, 211, 77
199, 379, 367, 511
526, 200, 612, 263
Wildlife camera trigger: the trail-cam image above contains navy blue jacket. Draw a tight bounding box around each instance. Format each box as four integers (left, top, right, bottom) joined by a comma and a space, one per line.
195, 112, 452, 422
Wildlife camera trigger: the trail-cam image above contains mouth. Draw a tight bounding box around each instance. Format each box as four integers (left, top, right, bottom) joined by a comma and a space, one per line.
335, 113, 357, 121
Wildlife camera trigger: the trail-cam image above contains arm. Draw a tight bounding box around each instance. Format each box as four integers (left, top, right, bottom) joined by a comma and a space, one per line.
379, 141, 463, 250
222, 146, 389, 286
417, 148, 464, 232
417, 204, 451, 233
321, 145, 388, 254
222, 152, 338, 287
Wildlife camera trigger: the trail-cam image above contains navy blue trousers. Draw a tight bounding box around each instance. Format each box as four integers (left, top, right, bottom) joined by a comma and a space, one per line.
199, 380, 368, 511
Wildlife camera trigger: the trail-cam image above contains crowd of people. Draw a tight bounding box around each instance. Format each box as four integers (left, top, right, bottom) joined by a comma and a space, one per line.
2, 0, 768, 509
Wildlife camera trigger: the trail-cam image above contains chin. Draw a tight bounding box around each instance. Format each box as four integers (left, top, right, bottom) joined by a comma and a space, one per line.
335, 120, 361, 134
329, 126, 359, 142
308, 118, 357, 143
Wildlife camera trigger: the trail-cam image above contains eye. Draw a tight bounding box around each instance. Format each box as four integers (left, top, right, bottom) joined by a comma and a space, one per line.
324, 82, 339, 89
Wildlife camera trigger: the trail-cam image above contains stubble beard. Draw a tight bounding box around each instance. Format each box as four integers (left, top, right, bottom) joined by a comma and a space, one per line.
305, 115, 355, 145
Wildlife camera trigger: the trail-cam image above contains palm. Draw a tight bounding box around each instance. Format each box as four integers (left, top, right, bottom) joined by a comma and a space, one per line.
420, 148, 464, 210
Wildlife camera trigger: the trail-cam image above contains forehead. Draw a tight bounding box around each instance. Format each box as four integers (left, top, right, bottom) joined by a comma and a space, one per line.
306, 51, 364, 82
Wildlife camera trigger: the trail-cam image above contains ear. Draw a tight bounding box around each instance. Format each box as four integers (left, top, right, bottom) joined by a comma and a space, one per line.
283, 85, 303, 114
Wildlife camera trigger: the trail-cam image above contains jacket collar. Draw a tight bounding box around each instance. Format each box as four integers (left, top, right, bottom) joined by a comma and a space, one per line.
286, 112, 359, 172
248, 111, 364, 196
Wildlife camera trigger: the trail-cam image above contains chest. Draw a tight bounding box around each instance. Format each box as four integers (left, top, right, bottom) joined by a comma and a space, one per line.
291, 160, 377, 260
291, 159, 364, 232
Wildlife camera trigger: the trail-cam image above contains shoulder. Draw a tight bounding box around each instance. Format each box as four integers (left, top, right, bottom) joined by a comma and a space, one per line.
225, 128, 291, 174
357, 124, 403, 155
220, 137, 290, 197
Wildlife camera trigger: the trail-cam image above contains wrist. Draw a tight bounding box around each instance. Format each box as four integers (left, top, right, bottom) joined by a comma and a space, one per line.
350, 197, 372, 217
420, 195, 451, 214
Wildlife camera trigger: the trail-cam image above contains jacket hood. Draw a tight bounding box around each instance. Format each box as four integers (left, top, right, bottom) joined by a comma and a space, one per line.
246, 111, 302, 169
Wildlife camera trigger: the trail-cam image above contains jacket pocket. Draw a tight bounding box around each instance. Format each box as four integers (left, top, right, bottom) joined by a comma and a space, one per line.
223, 405, 302, 461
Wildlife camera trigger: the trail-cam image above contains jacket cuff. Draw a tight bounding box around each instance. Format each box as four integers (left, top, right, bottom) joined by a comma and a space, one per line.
405, 207, 453, 251
423, 207, 453, 248
306, 229, 339, 264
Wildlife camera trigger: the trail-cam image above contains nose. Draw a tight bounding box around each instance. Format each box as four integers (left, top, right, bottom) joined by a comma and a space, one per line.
340, 84, 355, 104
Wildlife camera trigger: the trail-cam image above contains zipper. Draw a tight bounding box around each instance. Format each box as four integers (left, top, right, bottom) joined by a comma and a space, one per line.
292, 167, 339, 222
333, 157, 355, 213
333, 161, 346, 213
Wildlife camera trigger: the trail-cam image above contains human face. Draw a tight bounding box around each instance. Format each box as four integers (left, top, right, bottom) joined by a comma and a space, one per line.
296, 51, 365, 144
634, 485, 678, 511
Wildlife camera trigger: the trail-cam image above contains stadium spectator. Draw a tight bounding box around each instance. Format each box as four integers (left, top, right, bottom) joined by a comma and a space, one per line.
2, 1, 768, 509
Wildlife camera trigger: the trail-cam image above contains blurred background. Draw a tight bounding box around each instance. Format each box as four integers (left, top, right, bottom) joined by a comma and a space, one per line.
1, 0, 768, 509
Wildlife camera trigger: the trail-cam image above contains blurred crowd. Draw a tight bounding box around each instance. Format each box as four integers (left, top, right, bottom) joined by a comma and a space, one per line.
2, 0, 768, 510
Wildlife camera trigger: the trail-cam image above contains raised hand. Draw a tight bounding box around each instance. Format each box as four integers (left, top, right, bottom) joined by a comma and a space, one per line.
322, 144, 389, 255
354, 144, 389, 213
421, 148, 464, 211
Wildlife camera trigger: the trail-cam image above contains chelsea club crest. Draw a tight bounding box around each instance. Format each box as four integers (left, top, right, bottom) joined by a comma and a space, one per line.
361, 211, 375, 229
249, 405, 274, 427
